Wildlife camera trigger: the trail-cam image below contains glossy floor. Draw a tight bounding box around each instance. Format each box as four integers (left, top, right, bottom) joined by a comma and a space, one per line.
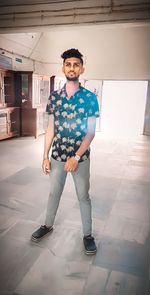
0, 133, 150, 295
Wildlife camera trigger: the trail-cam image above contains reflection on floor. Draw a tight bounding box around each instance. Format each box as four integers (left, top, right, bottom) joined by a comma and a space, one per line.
0, 133, 150, 295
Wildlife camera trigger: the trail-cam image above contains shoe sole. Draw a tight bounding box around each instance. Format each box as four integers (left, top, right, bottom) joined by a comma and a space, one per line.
84, 249, 97, 255
31, 228, 53, 242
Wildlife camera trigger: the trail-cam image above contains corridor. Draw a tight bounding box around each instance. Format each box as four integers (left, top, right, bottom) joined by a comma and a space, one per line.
0, 133, 150, 295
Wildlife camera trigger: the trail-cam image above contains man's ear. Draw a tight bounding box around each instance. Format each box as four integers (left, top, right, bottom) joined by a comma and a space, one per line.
62, 65, 65, 73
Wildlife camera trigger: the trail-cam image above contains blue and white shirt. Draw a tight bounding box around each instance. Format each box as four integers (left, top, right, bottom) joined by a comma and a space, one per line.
46, 84, 100, 162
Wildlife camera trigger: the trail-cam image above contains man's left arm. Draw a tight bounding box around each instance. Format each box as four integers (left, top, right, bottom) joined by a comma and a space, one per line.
64, 116, 96, 172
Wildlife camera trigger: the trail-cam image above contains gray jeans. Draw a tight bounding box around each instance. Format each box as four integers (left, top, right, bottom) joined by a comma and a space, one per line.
45, 157, 92, 236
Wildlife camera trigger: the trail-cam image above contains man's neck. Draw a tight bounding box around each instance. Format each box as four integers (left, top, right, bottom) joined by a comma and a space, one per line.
66, 80, 80, 98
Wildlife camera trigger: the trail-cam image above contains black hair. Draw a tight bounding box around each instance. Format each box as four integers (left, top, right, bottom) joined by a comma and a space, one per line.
61, 48, 83, 65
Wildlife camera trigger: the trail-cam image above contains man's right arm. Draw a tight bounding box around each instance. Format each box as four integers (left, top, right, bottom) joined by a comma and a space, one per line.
42, 114, 54, 174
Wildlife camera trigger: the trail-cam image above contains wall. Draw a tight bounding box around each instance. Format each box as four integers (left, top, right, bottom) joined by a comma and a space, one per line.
0, 23, 149, 79
101, 81, 148, 137
32, 23, 150, 79
41, 23, 150, 80
0, 23, 149, 137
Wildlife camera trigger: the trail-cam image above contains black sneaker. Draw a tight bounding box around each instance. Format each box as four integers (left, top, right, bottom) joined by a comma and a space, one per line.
83, 235, 97, 255
31, 225, 53, 242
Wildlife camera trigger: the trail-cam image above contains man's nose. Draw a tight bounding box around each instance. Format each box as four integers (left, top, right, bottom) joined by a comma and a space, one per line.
70, 64, 74, 70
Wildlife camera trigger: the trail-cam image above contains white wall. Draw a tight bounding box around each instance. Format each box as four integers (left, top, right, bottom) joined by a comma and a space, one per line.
32, 23, 150, 79
0, 24, 149, 137
101, 81, 148, 137
0, 23, 149, 79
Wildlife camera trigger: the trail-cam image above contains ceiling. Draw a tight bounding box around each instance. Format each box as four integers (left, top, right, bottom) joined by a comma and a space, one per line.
0, 0, 150, 33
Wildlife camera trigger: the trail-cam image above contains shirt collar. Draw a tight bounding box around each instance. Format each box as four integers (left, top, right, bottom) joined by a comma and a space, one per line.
60, 83, 83, 99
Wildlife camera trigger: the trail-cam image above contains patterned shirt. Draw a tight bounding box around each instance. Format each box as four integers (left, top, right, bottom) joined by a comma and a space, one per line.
46, 84, 100, 162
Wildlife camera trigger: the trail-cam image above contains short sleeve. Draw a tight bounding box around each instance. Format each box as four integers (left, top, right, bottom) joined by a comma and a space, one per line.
46, 94, 55, 115
87, 93, 100, 118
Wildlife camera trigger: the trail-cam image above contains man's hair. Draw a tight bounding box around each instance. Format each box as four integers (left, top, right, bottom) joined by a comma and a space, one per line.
61, 48, 83, 65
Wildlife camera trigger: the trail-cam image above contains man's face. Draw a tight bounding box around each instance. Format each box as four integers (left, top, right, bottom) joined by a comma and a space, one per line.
62, 57, 84, 81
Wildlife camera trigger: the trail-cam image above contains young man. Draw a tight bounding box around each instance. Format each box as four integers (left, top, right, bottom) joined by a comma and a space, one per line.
32, 48, 99, 255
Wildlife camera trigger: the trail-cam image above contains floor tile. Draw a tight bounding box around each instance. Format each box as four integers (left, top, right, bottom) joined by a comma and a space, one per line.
93, 236, 149, 277
15, 248, 87, 295
104, 214, 150, 243
83, 266, 147, 295
0, 234, 42, 292
0, 134, 150, 294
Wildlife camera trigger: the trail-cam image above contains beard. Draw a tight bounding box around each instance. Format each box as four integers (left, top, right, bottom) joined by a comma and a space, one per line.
66, 75, 79, 82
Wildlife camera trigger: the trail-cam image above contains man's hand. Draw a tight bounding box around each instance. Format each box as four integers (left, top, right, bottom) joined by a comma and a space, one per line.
42, 158, 51, 174
64, 157, 78, 172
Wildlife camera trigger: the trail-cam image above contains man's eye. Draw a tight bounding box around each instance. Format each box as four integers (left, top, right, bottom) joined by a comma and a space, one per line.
65, 63, 71, 67
65, 63, 80, 67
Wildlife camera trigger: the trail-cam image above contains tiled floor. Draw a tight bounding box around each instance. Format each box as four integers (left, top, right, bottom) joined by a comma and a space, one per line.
0, 133, 150, 295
